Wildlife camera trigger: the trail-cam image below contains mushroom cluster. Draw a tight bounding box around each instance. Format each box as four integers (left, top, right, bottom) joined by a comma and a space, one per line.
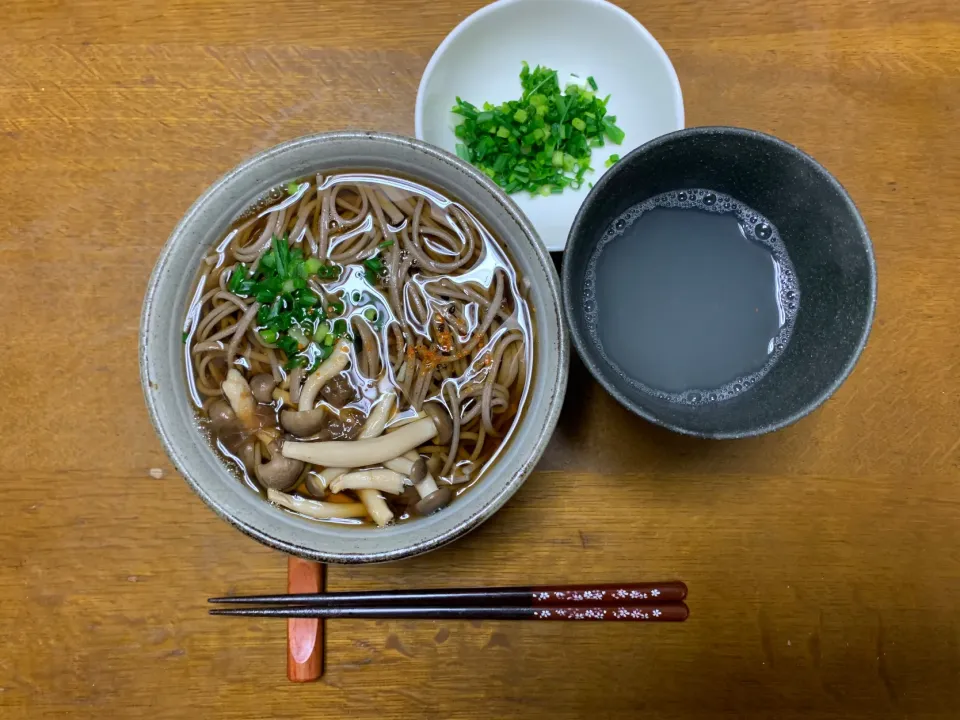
208, 340, 455, 527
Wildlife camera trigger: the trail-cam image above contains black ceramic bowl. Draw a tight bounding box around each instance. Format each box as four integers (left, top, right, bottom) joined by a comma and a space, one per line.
563, 127, 877, 438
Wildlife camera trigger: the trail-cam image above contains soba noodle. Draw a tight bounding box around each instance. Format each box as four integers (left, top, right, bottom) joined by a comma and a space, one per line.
182, 172, 533, 526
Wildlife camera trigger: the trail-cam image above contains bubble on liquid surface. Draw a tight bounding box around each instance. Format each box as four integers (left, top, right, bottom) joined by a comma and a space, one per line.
582, 187, 800, 407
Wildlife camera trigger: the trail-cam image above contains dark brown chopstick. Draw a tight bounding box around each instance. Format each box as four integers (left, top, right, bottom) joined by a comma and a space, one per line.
209, 581, 686, 608
210, 603, 689, 622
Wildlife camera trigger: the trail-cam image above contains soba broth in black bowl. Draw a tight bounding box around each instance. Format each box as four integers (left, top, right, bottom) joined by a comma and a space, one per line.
562, 127, 876, 438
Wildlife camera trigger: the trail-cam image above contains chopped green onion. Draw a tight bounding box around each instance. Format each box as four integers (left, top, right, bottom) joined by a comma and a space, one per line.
604, 122, 625, 144
333, 319, 347, 337
605, 153, 620, 168
288, 327, 309, 348
314, 321, 329, 342
324, 333, 335, 347
364, 308, 377, 322
286, 181, 300, 195
328, 300, 345, 315
377, 239, 395, 249
285, 355, 307, 370
277, 335, 299, 356
182, 331, 189, 344
450, 64, 622, 197
221, 230, 334, 368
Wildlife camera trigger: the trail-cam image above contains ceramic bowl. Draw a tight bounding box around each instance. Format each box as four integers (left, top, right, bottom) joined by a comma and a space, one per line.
562, 127, 877, 438
416, 0, 684, 251
140, 131, 568, 563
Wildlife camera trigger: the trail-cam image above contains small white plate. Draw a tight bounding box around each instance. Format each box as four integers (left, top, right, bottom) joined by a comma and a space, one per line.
416, 0, 684, 252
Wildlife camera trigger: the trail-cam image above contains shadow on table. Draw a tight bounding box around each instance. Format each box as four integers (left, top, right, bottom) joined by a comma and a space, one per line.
539, 346, 794, 479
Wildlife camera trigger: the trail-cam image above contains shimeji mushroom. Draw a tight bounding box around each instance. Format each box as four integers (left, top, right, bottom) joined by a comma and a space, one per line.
266, 488, 367, 520
330, 469, 405, 495
282, 390, 397, 469
277, 339, 350, 436
255, 441, 304, 491
249, 374, 277, 404
207, 399, 235, 431
297, 339, 351, 410
222, 368, 259, 429
297, 392, 399, 527
384, 452, 451, 516
281, 417, 438, 467
280, 405, 327, 437
355, 489, 393, 527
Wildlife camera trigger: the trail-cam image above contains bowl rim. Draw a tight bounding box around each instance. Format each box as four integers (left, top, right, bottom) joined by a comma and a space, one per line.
140, 130, 569, 562
415, 0, 685, 137
562, 125, 878, 439
413, 0, 685, 252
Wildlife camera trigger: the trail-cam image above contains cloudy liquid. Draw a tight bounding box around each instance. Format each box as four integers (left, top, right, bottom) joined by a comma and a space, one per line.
583, 189, 799, 405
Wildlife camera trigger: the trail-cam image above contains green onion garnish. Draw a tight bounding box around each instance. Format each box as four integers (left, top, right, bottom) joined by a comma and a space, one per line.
450, 63, 624, 197
605, 154, 620, 168
286, 182, 300, 195
224, 235, 342, 368
604, 122, 625, 144
364, 308, 377, 322
363, 254, 386, 285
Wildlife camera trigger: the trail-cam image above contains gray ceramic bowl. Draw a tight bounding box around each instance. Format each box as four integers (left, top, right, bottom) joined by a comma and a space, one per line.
140, 131, 568, 563
563, 127, 876, 438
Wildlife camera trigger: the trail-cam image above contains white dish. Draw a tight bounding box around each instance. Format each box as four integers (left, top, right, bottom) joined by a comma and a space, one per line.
416, 0, 684, 252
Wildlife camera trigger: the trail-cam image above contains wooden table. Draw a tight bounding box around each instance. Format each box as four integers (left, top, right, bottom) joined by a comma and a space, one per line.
2, 0, 958, 717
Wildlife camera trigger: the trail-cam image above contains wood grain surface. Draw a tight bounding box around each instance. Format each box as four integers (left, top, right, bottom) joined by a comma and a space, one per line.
1, 0, 959, 717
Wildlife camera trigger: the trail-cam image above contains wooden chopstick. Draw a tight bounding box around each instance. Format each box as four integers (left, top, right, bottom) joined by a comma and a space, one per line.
211, 603, 689, 622
209, 581, 687, 608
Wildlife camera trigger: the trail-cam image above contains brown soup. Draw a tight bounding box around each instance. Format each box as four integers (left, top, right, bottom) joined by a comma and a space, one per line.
183, 171, 534, 527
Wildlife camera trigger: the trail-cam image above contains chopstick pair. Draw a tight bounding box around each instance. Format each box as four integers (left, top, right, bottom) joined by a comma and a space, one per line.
209, 581, 689, 622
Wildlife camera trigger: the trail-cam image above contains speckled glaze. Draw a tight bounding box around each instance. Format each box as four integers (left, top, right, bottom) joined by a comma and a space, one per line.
140, 132, 568, 563
563, 127, 876, 438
